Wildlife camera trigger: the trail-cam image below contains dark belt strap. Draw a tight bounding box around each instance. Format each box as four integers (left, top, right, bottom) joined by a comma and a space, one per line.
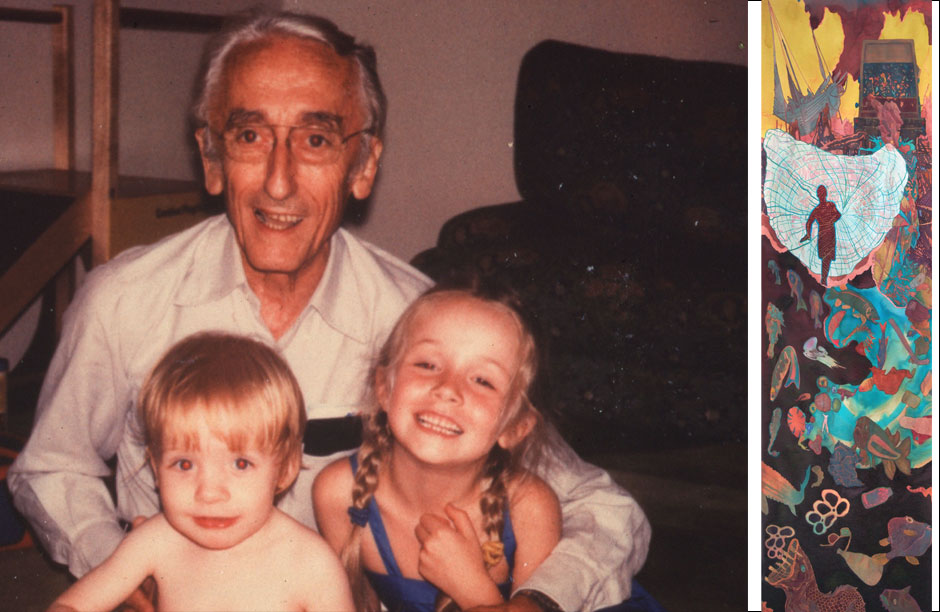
303, 416, 362, 456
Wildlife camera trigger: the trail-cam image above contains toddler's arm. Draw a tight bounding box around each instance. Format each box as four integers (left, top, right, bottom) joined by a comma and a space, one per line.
49, 516, 162, 612
299, 535, 355, 612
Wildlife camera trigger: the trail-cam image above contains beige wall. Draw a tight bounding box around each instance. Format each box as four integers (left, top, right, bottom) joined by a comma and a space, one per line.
1, 0, 745, 262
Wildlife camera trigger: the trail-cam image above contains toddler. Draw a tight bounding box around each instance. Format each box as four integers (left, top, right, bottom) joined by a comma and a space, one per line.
51, 332, 353, 612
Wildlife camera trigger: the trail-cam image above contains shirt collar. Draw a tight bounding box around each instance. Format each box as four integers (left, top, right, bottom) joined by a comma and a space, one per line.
175, 222, 370, 345
175, 216, 246, 307
308, 228, 370, 345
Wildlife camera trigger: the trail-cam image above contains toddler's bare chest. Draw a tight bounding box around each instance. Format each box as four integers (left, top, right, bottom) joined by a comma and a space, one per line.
155, 553, 307, 612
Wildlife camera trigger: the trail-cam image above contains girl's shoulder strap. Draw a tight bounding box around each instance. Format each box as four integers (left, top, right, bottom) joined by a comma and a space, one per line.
501, 501, 518, 569
346, 454, 403, 577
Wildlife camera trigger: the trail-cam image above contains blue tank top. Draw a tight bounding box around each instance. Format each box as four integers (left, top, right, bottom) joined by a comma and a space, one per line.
348, 456, 517, 612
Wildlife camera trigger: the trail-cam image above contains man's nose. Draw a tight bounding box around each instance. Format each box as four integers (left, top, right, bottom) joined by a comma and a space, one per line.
264, 132, 298, 201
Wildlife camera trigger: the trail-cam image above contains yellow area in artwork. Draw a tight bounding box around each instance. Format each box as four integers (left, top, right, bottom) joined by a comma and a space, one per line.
761, 1, 844, 134
761, 1, 931, 136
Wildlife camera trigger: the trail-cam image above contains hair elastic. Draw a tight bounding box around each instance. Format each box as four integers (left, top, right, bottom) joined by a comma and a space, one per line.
347, 505, 369, 527
481, 541, 505, 567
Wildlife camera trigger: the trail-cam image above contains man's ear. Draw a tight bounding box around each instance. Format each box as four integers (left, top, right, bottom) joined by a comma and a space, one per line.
350, 137, 383, 200
277, 452, 301, 494
497, 411, 537, 450
195, 127, 224, 195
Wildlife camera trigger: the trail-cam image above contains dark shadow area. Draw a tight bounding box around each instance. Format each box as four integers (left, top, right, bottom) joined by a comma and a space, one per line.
413, 40, 746, 452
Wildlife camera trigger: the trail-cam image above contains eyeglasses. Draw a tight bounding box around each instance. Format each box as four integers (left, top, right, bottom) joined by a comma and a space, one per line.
218, 123, 373, 165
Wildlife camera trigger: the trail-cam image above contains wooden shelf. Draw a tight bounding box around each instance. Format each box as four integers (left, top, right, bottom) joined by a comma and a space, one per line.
0, 169, 217, 335
0, 191, 87, 336
0, 2, 224, 335
0, 169, 202, 199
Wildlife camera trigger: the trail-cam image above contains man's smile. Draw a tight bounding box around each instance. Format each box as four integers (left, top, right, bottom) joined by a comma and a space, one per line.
253, 208, 304, 230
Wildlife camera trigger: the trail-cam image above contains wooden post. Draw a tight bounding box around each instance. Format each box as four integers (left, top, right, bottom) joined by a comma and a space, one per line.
52, 4, 74, 171
91, 0, 119, 265
52, 4, 78, 336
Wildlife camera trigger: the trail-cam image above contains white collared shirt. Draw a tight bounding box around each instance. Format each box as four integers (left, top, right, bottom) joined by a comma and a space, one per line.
9, 215, 429, 575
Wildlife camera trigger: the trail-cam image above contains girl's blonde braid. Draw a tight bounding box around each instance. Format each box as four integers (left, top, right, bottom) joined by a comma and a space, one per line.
479, 445, 511, 567
433, 446, 512, 612
341, 411, 393, 612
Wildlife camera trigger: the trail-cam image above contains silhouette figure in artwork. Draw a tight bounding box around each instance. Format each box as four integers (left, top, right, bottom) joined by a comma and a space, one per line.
812, 104, 834, 148
801, 185, 841, 287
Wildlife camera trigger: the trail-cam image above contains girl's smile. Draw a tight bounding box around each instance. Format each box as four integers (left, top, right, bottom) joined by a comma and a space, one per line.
415, 411, 464, 436
379, 294, 525, 468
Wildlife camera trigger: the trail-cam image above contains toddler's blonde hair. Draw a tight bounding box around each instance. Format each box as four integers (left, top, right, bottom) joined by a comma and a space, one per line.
139, 332, 306, 483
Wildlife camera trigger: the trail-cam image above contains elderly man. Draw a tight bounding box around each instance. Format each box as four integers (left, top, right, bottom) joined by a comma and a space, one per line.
10, 10, 649, 611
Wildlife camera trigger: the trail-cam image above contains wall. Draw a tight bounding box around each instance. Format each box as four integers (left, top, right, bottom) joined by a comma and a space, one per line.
1, 0, 745, 262
293, 0, 747, 259
0, 0, 271, 184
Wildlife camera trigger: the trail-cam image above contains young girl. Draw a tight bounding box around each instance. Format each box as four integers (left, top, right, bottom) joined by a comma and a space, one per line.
314, 286, 562, 612
50, 332, 353, 612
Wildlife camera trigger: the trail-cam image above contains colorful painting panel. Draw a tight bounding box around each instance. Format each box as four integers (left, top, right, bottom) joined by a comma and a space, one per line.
761, 2, 932, 611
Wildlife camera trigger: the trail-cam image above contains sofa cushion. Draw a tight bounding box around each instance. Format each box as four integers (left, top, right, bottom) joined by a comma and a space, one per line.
412, 41, 746, 453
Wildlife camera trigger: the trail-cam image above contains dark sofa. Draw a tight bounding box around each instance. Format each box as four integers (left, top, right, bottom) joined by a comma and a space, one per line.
412, 40, 747, 454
